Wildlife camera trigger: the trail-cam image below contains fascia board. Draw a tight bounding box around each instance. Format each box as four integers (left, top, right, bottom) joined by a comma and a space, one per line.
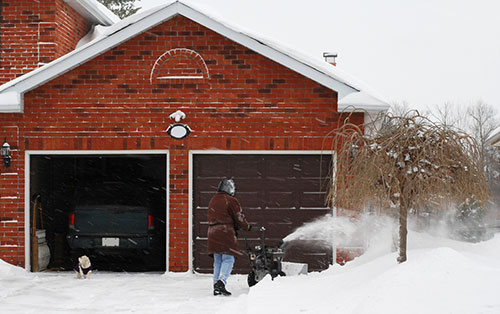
0, 92, 23, 113
338, 104, 390, 112
0, 105, 22, 113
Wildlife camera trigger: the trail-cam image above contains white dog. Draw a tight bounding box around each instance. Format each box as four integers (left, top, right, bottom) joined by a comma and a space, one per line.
75, 255, 92, 279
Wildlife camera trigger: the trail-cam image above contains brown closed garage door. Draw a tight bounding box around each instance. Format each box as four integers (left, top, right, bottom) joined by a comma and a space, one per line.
193, 154, 333, 274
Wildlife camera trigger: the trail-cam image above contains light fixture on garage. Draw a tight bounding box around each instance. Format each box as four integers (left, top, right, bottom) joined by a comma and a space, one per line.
1, 137, 11, 168
167, 110, 191, 139
167, 124, 191, 139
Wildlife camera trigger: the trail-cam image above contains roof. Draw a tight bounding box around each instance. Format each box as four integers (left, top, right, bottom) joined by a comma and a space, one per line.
64, 0, 120, 25
338, 91, 389, 112
486, 127, 500, 147
0, 0, 389, 113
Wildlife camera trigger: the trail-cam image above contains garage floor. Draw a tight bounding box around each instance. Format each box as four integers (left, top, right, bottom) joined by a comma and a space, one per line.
29, 154, 167, 272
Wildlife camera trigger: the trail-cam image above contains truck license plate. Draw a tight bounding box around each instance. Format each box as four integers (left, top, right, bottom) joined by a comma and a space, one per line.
102, 238, 119, 247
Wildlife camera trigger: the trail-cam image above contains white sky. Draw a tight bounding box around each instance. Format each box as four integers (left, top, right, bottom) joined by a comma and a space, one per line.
136, 0, 500, 112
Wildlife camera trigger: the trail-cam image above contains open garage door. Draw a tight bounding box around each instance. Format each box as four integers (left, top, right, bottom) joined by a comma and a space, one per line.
29, 153, 167, 272
193, 154, 333, 274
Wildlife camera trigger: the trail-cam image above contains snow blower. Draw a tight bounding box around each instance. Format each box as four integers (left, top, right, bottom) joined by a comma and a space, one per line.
244, 226, 286, 287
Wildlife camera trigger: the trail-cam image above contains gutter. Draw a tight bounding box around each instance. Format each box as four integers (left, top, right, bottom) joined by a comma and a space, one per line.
64, 0, 120, 26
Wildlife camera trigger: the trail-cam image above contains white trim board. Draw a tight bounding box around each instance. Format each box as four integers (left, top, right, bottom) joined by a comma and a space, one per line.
188, 149, 337, 273
24, 150, 169, 272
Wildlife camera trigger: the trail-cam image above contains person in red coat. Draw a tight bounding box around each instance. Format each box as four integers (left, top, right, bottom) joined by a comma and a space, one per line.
207, 178, 251, 296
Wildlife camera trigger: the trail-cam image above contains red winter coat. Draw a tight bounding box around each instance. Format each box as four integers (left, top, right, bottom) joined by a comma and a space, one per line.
207, 192, 250, 257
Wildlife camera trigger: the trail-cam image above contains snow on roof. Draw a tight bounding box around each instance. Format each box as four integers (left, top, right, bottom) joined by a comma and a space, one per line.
338, 91, 389, 112
64, 0, 120, 25
0, 0, 388, 113
486, 126, 500, 146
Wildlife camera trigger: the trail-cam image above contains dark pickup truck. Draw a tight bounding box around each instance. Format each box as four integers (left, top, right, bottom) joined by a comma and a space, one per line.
67, 183, 158, 256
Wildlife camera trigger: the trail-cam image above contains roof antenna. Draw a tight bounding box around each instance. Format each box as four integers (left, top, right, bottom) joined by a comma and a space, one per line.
323, 52, 338, 66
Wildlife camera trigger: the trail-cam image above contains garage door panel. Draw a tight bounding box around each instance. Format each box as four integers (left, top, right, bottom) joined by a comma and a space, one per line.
265, 191, 295, 208
299, 157, 332, 178
236, 191, 263, 209
298, 177, 329, 191
194, 179, 220, 191
197, 155, 230, 177
193, 241, 211, 272
264, 177, 296, 191
265, 157, 295, 177
195, 191, 215, 209
193, 154, 333, 274
300, 191, 330, 209
232, 156, 264, 177
284, 240, 333, 271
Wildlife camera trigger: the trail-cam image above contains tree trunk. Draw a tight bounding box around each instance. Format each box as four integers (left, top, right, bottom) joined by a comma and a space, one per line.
397, 199, 408, 263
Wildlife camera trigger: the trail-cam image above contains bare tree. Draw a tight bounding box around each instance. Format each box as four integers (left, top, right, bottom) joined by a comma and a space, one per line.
466, 100, 499, 174
327, 111, 489, 263
98, 0, 140, 19
389, 101, 412, 117
430, 101, 467, 131
466, 101, 500, 217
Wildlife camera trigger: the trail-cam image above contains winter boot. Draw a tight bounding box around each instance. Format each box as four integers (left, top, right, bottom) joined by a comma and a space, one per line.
213, 280, 231, 296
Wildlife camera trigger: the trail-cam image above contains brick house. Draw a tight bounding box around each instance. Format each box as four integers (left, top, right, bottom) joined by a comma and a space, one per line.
0, 0, 388, 272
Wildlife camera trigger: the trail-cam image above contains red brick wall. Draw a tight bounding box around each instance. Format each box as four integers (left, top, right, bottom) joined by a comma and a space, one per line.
0, 0, 90, 84
54, 0, 91, 58
0, 125, 23, 267
0, 15, 363, 270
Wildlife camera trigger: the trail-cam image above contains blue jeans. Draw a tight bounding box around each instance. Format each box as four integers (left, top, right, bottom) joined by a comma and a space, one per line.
213, 253, 235, 285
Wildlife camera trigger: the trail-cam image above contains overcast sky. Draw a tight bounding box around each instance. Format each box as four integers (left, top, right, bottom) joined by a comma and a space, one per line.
136, 0, 500, 112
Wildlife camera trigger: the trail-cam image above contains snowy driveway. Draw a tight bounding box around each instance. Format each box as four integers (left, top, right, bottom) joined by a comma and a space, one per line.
0, 270, 251, 314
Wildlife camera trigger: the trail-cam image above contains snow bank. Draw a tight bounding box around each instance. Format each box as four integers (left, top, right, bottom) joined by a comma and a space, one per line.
247, 232, 500, 314
0, 259, 27, 278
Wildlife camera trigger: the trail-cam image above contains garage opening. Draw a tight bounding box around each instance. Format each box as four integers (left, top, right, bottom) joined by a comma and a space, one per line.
29, 153, 167, 272
193, 154, 333, 274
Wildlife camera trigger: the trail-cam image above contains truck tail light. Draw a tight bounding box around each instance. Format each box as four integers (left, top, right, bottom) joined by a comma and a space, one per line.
148, 214, 155, 230
69, 213, 75, 229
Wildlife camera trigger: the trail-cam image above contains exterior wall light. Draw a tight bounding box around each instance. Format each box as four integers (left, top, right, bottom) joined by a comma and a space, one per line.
167, 124, 191, 139
1, 137, 11, 168
167, 110, 191, 139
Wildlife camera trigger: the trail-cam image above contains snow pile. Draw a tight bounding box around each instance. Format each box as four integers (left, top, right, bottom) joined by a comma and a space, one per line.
248, 232, 500, 314
0, 259, 27, 278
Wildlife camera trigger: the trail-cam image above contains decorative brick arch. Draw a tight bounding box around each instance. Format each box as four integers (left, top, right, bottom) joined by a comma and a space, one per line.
150, 48, 210, 83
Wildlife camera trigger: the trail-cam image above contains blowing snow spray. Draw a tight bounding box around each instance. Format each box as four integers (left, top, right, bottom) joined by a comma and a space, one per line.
244, 213, 397, 286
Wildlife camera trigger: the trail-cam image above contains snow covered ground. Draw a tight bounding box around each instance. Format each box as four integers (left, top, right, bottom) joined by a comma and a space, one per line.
1, 230, 500, 314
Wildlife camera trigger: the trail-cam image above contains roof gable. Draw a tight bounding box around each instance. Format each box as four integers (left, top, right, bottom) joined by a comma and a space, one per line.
0, 1, 387, 113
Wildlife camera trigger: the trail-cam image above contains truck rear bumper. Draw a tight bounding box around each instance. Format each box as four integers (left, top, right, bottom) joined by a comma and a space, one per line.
67, 234, 154, 250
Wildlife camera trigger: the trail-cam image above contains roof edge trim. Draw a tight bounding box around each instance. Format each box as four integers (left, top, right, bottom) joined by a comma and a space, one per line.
486, 130, 500, 146
65, 0, 120, 25
0, 91, 23, 113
